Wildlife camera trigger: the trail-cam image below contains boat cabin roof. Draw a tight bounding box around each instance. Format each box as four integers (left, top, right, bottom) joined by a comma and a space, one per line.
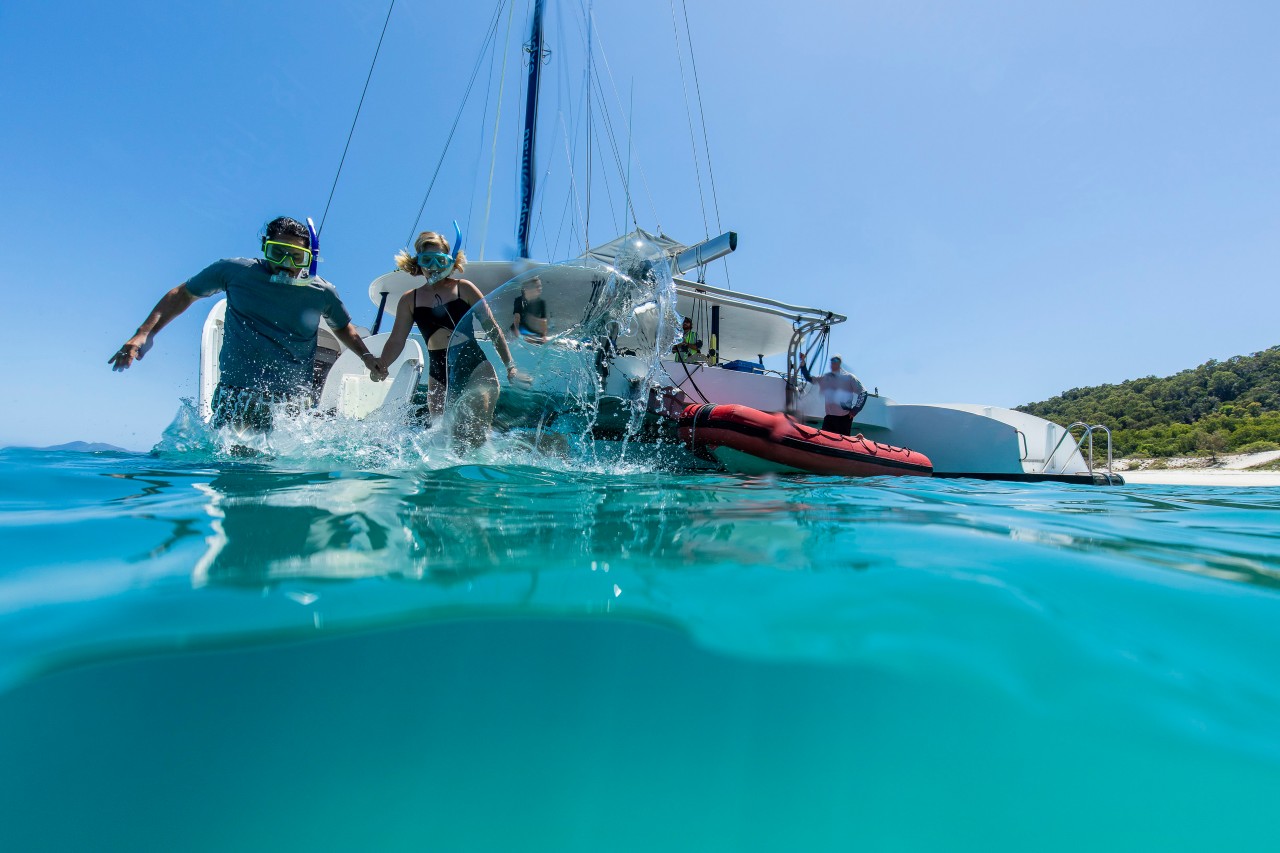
365, 232, 845, 360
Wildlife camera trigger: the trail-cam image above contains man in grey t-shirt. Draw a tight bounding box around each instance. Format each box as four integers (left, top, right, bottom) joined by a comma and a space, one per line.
109, 216, 385, 429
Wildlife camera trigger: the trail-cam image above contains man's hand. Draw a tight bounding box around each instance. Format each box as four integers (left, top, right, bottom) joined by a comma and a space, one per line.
333, 324, 390, 382
108, 335, 153, 371
109, 285, 199, 373
363, 353, 389, 382
798, 351, 806, 365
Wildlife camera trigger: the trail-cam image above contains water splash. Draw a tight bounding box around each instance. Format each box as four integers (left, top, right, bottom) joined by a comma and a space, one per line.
152, 394, 688, 478
441, 230, 684, 467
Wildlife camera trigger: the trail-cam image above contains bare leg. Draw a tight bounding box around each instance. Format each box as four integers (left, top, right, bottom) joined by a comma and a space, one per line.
451, 362, 499, 451
532, 430, 571, 457
427, 378, 446, 418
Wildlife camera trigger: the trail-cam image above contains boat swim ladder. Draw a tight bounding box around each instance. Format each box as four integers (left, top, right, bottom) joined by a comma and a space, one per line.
1041, 422, 1115, 477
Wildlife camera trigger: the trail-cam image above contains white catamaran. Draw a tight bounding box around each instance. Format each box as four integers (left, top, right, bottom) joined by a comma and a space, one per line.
197, 0, 1119, 484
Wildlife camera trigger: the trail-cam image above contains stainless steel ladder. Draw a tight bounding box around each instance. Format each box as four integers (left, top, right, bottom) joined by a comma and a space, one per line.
1042, 422, 1116, 480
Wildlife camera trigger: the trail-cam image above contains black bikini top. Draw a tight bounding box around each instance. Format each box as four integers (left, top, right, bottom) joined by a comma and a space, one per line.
411, 286, 472, 340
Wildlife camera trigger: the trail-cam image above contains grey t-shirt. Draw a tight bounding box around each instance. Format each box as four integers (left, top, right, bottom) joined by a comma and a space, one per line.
185, 258, 353, 395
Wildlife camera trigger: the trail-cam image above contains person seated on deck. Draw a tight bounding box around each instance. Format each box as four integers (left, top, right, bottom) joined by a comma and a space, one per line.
372, 229, 529, 449
672, 317, 702, 362
799, 352, 868, 436
511, 277, 548, 341
107, 216, 385, 433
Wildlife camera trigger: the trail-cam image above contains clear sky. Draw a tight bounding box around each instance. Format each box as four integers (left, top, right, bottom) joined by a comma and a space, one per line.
2, 0, 1277, 450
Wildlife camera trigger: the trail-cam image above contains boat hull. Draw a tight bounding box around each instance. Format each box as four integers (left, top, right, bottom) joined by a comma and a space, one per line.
679, 404, 933, 478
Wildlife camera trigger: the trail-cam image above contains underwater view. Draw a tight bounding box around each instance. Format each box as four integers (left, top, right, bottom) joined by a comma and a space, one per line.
3, 430, 1280, 851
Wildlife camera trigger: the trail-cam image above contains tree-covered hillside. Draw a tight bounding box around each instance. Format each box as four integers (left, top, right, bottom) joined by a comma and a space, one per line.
1016, 346, 1280, 457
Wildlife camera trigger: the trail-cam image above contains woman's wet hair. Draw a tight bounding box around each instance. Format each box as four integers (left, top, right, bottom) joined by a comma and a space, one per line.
264, 216, 310, 247
395, 230, 468, 277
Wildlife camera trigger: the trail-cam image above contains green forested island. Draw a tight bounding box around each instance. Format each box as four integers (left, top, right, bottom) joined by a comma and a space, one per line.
1016, 346, 1280, 457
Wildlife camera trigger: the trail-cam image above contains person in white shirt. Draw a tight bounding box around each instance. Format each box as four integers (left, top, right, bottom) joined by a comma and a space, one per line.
798, 352, 867, 435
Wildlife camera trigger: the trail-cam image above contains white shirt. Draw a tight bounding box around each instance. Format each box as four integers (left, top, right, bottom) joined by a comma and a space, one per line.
815, 369, 865, 417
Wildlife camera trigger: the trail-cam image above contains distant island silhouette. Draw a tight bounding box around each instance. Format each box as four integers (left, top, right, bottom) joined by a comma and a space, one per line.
31, 441, 132, 453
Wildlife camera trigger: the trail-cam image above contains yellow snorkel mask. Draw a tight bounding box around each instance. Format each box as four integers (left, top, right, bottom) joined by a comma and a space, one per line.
263, 240, 313, 271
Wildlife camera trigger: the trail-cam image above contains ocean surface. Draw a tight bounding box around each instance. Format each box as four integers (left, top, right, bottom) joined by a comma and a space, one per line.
3, 422, 1280, 851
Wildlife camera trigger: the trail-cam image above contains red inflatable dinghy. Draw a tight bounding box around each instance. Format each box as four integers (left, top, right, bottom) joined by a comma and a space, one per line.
679, 403, 933, 477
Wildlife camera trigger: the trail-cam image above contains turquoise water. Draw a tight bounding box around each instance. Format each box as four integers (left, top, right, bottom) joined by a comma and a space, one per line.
3, 438, 1280, 851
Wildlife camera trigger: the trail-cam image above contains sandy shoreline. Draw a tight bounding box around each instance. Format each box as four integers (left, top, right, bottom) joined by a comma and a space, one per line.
1112, 450, 1280, 486
1118, 469, 1280, 486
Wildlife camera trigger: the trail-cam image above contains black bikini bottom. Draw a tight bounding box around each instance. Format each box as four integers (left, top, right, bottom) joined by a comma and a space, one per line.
427, 340, 488, 386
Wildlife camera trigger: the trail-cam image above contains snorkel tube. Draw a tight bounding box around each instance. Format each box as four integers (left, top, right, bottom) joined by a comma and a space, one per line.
306, 217, 320, 279
423, 219, 465, 286
451, 219, 463, 266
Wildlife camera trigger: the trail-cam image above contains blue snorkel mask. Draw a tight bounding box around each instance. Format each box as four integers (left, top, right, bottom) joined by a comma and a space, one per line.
418, 220, 465, 285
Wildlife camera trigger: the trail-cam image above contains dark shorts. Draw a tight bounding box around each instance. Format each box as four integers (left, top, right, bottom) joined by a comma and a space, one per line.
427, 340, 488, 386
210, 384, 303, 432
821, 413, 854, 436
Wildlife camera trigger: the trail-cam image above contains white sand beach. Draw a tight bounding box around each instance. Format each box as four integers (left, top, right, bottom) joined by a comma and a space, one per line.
1114, 450, 1280, 486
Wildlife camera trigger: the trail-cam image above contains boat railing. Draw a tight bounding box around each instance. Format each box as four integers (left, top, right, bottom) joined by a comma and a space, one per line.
1042, 422, 1115, 477
784, 317, 839, 415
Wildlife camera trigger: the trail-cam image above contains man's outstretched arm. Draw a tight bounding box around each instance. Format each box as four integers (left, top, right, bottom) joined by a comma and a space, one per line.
333, 323, 388, 381
109, 285, 200, 371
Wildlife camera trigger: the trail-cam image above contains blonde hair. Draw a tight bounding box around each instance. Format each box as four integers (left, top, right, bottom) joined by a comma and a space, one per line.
395, 231, 468, 277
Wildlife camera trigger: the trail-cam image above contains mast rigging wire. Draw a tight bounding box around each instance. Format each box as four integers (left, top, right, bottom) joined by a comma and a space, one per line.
681, 0, 722, 233
584, 9, 638, 230
528, 113, 563, 259
319, 0, 397, 235
589, 111, 620, 232
584, 33, 638, 230
583, 8, 660, 230
554, 11, 594, 260
480, 0, 519, 259
553, 111, 585, 258
562, 1, 645, 249
668, 0, 710, 239
546, 10, 580, 259
540, 8, 577, 258
406, 0, 509, 245
680, 0, 731, 287
626, 81, 634, 230
465, 7, 506, 243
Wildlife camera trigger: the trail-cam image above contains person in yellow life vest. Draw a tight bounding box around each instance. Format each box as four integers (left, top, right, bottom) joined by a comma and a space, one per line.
672, 317, 701, 362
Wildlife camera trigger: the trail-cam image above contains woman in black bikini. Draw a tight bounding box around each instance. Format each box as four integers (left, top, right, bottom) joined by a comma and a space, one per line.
373, 230, 524, 445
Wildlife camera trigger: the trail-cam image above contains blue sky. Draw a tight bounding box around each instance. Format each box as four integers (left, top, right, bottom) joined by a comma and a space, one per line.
2, 0, 1277, 449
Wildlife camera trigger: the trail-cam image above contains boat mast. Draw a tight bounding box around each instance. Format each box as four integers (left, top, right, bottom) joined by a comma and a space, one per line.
516, 0, 546, 259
